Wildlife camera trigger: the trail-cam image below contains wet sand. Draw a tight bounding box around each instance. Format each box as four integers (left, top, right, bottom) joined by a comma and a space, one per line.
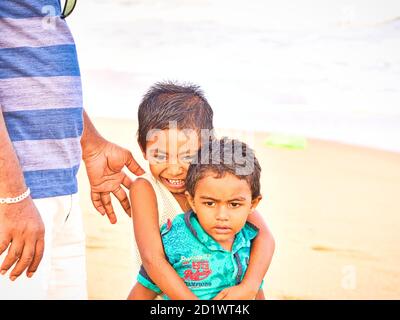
78, 117, 400, 299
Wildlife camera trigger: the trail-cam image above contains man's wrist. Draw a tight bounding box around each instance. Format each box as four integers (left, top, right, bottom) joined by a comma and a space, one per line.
81, 135, 107, 161
80, 110, 107, 161
0, 188, 31, 204
0, 112, 29, 198
0, 158, 28, 197
0, 183, 28, 199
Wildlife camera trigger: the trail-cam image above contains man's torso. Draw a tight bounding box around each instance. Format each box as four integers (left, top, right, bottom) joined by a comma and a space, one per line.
0, 0, 83, 199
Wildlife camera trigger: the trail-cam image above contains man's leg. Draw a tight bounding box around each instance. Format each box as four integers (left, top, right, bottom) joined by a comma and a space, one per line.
47, 193, 88, 300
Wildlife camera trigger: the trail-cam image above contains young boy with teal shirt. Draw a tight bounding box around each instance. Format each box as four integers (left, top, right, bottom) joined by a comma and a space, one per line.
136, 138, 266, 299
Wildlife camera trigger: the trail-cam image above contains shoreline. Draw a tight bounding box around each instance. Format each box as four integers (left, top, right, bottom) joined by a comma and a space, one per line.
91, 116, 400, 155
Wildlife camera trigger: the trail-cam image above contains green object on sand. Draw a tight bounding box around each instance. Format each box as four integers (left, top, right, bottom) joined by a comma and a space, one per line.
265, 133, 308, 150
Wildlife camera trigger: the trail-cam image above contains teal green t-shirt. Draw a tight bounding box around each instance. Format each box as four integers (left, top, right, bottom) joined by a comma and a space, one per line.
137, 210, 260, 300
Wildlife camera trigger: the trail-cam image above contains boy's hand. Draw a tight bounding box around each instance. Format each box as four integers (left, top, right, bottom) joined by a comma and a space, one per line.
213, 283, 258, 300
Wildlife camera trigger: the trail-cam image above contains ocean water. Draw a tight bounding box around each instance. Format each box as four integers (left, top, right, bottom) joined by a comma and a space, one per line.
68, 0, 400, 152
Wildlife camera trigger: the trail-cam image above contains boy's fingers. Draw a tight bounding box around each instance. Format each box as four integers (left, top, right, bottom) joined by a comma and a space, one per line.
213, 289, 228, 300
100, 192, 117, 224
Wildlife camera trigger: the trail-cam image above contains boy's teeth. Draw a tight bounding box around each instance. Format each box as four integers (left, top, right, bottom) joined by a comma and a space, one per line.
167, 179, 184, 185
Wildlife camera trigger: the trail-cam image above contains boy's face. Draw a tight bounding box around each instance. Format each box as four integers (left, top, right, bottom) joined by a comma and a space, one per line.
144, 128, 199, 195
186, 172, 261, 251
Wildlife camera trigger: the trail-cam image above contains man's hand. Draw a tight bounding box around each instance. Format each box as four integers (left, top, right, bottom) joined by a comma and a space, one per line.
83, 139, 144, 224
213, 283, 258, 300
0, 198, 45, 280
0, 110, 45, 280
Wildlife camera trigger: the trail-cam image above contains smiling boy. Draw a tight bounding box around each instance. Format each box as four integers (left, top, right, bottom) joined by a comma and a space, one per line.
128, 82, 274, 300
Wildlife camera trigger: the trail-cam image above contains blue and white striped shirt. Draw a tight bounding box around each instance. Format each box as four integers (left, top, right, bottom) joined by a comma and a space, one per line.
0, 0, 83, 199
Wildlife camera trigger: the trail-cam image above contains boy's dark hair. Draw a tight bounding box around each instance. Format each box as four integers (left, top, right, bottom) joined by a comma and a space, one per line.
186, 138, 261, 200
137, 81, 214, 150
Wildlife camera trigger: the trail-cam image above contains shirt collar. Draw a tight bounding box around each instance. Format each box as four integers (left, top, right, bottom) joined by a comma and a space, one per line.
184, 210, 259, 253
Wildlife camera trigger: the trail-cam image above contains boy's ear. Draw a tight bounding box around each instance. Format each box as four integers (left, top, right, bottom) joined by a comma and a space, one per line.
185, 191, 195, 211
250, 195, 262, 213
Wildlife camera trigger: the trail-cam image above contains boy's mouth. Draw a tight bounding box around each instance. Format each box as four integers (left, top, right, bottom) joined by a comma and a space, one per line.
161, 177, 186, 189
213, 226, 232, 234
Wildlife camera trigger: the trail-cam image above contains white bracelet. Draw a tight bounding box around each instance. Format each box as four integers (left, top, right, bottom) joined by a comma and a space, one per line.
0, 188, 31, 204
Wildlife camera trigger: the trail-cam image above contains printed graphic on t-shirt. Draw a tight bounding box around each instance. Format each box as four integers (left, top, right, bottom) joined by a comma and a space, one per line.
181, 257, 212, 287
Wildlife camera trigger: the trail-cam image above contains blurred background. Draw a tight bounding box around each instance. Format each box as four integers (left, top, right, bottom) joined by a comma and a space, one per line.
70, 0, 400, 152
67, 0, 400, 299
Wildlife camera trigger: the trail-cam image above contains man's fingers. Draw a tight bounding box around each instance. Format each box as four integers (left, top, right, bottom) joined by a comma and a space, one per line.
0, 237, 11, 257
27, 238, 44, 278
0, 240, 24, 275
91, 192, 106, 215
112, 186, 131, 216
9, 241, 36, 280
121, 173, 133, 189
125, 151, 145, 176
100, 192, 117, 224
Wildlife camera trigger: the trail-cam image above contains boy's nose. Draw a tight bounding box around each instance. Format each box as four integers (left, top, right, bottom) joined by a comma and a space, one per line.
167, 163, 184, 176
216, 206, 229, 221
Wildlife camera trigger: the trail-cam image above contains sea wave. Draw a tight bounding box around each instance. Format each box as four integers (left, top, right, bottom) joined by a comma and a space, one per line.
69, 0, 400, 152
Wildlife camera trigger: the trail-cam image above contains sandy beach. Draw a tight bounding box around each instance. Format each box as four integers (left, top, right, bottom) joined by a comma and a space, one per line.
78, 117, 400, 300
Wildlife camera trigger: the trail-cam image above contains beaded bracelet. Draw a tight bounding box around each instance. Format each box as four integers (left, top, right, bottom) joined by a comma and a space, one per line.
0, 188, 31, 204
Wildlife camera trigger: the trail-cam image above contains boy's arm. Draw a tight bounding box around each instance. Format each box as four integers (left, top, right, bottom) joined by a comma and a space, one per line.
242, 210, 275, 295
127, 282, 158, 300
214, 210, 275, 300
130, 178, 198, 300
255, 289, 266, 300
214, 286, 266, 300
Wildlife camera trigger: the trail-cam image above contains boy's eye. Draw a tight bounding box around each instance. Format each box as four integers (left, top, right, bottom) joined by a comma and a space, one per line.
203, 201, 215, 207
181, 155, 195, 163
154, 154, 167, 162
229, 202, 241, 208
